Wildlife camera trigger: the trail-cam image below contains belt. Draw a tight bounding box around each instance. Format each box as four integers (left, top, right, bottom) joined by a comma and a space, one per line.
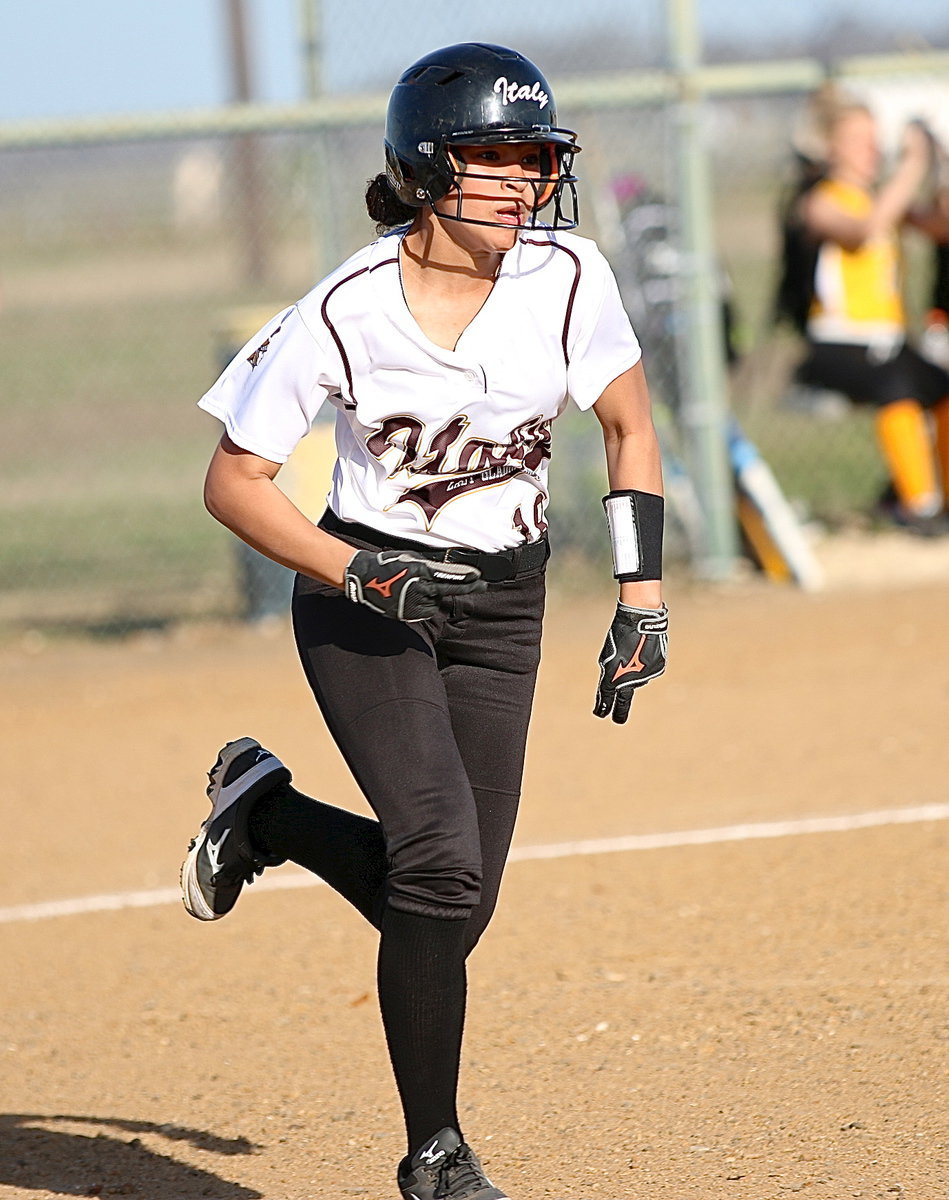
319, 508, 549, 583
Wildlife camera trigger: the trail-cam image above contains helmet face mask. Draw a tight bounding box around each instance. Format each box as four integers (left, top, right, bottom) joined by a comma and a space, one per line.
433, 141, 579, 230
384, 43, 581, 230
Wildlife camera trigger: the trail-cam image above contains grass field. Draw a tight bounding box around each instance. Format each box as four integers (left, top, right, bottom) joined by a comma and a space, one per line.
1, 292, 235, 628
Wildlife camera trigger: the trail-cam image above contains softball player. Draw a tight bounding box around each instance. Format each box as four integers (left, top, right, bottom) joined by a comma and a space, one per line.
181, 42, 667, 1200
791, 97, 949, 532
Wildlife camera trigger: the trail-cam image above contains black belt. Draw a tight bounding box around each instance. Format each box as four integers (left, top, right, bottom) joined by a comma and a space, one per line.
319, 508, 549, 583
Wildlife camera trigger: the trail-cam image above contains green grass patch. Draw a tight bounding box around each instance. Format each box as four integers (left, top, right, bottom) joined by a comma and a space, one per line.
0, 283, 274, 631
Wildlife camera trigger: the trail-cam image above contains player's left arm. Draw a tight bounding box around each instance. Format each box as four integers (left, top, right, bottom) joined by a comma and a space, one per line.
590, 362, 668, 724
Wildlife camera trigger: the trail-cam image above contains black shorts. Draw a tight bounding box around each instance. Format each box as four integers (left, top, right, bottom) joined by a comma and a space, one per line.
795, 341, 949, 409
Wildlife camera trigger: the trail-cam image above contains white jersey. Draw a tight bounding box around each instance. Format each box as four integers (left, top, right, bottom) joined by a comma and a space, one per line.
198, 226, 641, 552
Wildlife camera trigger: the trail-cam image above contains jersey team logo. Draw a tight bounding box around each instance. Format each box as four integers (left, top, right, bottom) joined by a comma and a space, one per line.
247, 325, 282, 368
366, 413, 552, 524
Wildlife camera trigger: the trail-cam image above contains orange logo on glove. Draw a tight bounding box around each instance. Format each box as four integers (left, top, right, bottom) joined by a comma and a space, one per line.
612, 634, 647, 681
365, 570, 408, 599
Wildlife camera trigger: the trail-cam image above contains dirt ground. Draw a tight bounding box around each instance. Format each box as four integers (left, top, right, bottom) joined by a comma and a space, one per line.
2, 534, 948, 1200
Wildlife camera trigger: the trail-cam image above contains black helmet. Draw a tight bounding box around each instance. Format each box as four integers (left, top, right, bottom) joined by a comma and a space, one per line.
384, 42, 581, 230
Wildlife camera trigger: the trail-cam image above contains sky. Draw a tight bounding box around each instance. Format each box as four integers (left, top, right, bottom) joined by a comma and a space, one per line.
1, 0, 947, 124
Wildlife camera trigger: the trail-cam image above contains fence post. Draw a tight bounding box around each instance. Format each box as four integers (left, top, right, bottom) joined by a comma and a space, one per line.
225, 0, 269, 285
666, 0, 740, 580
297, 0, 338, 279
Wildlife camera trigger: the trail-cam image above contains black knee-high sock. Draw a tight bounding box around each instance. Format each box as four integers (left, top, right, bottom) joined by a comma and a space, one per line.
377, 907, 468, 1156
248, 784, 388, 927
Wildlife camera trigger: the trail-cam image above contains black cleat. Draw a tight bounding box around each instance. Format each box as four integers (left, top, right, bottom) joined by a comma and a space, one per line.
875, 486, 949, 537
398, 1128, 509, 1200
180, 737, 291, 921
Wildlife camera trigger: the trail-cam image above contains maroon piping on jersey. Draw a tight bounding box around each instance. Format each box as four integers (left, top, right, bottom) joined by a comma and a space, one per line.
520, 237, 581, 368
319, 257, 399, 404
320, 243, 580, 392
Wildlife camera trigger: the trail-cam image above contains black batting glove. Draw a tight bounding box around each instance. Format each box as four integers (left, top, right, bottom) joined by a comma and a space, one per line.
344, 549, 486, 622
594, 603, 669, 724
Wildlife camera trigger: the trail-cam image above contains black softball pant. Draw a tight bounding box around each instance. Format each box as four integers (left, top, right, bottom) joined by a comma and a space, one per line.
284, 560, 545, 948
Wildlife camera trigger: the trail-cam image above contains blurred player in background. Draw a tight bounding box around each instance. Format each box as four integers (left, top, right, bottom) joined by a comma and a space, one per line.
179, 42, 667, 1200
777, 85, 949, 534
914, 136, 949, 370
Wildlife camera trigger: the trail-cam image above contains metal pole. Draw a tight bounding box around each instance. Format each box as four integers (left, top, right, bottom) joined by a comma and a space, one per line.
298, 0, 322, 97
225, 0, 268, 284
297, 0, 337, 280
667, 0, 739, 580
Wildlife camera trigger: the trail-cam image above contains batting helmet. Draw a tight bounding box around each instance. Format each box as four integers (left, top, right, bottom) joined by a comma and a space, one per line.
384, 42, 581, 229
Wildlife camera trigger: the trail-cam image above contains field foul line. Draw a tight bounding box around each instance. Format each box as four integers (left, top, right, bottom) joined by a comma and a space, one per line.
2, 803, 948, 927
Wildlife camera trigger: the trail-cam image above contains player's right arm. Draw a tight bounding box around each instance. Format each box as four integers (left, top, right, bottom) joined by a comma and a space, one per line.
204, 435, 354, 586
204, 435, 485, 620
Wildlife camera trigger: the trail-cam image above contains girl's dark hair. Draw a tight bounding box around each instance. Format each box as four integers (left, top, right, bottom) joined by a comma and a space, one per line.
366, 172, 417, 233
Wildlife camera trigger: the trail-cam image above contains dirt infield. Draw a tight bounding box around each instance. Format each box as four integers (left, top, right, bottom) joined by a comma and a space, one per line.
2, 556, 948, 1200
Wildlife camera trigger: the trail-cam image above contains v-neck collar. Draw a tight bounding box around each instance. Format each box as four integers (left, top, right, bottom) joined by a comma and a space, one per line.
372, 229, 518, 361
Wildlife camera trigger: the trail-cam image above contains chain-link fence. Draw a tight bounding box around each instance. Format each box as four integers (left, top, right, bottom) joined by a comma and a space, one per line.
2, 1, 948, 635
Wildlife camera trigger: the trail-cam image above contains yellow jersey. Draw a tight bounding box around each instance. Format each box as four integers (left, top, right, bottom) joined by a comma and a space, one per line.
807, 178, 905, 346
